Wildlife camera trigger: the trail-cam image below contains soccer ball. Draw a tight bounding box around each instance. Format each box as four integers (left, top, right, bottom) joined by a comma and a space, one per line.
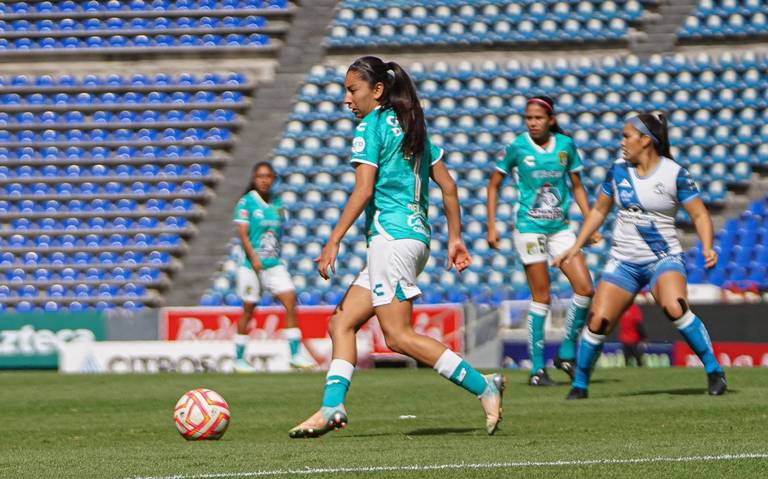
173, 388, 230, 440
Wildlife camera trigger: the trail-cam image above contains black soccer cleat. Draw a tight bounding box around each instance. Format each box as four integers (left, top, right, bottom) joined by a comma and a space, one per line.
566, 387, 588, 400
707, 371, 727, 396
528, 368, 556, 386
553, 355, 576, 381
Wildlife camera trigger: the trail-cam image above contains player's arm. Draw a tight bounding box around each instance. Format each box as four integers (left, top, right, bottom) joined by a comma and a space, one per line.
431, 160, 471, 273
684, 197, 718, 269
569, 171, 591, 218
237, 222, 262, 272
315, 163, 376, 279
486, 170, 504, 249
553, 191, 613, 266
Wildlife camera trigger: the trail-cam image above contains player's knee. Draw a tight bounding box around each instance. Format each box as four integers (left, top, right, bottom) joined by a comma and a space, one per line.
662, 297, 688, 321
575, 285, 595, 298
381, 328, 412, 355
530, 291, 551, 304
327, 314, 346, 340
586, 311, 610, 335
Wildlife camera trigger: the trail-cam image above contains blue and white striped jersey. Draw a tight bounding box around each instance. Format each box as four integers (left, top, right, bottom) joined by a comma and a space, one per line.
601, 157, 699, 264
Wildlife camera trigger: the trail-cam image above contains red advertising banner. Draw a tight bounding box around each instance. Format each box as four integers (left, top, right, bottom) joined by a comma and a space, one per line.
160, 304, 464, 354
673, 341, 768, 368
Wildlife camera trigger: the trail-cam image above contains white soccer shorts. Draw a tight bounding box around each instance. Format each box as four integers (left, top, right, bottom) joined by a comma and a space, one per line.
513, 229, 577, 265
352, 235, 428, 307
236, 264, 295, 303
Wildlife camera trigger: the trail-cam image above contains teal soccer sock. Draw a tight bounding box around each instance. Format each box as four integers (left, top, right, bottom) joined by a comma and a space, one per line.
234, 334, 248, 361
528, 302, 549, 374
321, 359, 354, 408
283, 327, 302, 357
434, 349, 488, 396
559, 294, 591, 360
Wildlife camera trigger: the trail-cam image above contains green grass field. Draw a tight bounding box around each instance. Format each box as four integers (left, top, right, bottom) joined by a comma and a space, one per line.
2, 367, 767, 479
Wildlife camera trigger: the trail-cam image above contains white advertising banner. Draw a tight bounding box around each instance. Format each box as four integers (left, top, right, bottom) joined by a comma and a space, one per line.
59, 340, 294, 374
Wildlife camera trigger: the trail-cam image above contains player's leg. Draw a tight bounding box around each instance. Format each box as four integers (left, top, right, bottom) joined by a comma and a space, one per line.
553, 230, 595, 379
266, 265, 313, 369
234, 266, 260, 372
372, 237, 506, 435
568, 275, 635, 399
514, 231, 554, 385
288, 281, 374, 438
651, 267, 726, 395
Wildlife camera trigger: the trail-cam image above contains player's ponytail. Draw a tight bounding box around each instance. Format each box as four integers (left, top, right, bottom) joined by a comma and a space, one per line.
637, 112, 673, 159
348, 56, 426, 159
527, 95, 569, 137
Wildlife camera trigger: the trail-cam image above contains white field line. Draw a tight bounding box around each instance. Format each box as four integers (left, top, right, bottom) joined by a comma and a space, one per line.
129, 452, 768, 479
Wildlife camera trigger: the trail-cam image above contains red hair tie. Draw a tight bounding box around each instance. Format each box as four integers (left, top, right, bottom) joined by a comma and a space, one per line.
527, 98, 553, 113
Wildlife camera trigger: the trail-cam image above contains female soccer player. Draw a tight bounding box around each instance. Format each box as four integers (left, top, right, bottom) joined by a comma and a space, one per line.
487, 96, 599, 386
288, 56, 505, 438
554, 112, 726, 399
232, 162, 314, 372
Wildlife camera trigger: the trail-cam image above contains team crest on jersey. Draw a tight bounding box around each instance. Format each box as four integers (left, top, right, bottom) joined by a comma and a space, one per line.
653, 182, 666, 195
352, 136, 366, 153
558, 151, 568, 166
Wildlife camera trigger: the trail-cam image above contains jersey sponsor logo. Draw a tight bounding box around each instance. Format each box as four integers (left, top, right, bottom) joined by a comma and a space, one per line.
239, 209, 248, 218
352, 136, 366, 154
253, 209, 264, 219
619, 189, 634, 204
618, 178, 632, 189
356, 122, 367, 132
527, 183, 563, 220
558, 151, 568, 166
532, 170, 562, 179
407, 213, 429, 235
523, 155, 535, 167
373, 283, 385, 297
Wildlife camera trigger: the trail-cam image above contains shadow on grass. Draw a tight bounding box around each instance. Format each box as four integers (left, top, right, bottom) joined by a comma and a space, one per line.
619, 388, 737, 396
405, 427, 477, 436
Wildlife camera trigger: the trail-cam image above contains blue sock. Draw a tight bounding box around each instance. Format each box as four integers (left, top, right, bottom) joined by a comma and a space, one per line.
527, 302, 549, 375
234, 334, 248, 361
573, 329, 605, 390
674, 311, 722, 374
559, 294, 591, 360
321, 359, 354, 408
434, 349, 488, 396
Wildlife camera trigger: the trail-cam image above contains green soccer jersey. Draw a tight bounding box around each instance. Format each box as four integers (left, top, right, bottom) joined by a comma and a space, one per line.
495, 132, 583, 234
350, 106, 444, 246
233, 191, 284, 269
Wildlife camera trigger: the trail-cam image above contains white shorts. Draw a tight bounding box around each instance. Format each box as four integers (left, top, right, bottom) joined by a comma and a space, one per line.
236, 264, 295, 303
352, 235, 428, 307
513, 229, 576, 265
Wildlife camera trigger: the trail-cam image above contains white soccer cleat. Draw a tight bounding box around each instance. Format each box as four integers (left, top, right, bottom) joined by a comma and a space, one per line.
233, 359, 256, 374
480, 373, 507, 435
290, 353, 317, 370
288, 405, 348, 438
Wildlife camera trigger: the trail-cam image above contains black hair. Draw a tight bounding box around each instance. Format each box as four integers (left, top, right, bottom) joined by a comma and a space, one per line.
636, 112, 673, 159
348, 56, 426, 160
526, 95, 568, 136
242, 161, 275, 197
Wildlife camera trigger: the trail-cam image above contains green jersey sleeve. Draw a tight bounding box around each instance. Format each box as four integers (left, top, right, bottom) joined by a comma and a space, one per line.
427, 138, 444, 166
350, 118, 382, 168
233, 195, 250, 224
495, 143, 518, 175
567, 139, 584, 173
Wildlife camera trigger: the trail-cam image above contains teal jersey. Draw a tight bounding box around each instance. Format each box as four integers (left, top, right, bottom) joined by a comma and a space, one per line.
233, 191, 284, 269
350, 106, 444, 246
495, 132, 584, 234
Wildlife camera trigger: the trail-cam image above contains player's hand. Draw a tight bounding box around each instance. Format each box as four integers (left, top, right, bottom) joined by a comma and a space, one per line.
250, 257, 263, 272
702, 248, 718, 269
447, 238, 472, 273
589, 231, 603, 245
552, 246, 579, 268
314, 241, 339, 280
486, 226, 499, 250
